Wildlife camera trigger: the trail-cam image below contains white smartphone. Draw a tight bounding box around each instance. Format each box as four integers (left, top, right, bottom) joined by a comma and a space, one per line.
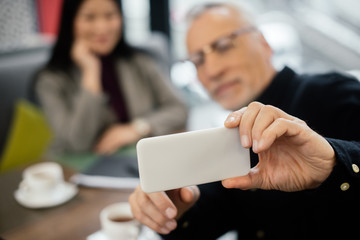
136, 127, 250, 193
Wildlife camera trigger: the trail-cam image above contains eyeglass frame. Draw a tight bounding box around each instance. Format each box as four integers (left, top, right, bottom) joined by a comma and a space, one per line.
186, 26, 257, 67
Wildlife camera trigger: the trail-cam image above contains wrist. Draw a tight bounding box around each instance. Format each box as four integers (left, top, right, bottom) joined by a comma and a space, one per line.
82, 68, 102, 94
131, 118, 151, 138
83, 64, 100, 76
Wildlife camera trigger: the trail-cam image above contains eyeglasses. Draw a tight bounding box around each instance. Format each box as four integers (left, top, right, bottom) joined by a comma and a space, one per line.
187, 26, 257, 67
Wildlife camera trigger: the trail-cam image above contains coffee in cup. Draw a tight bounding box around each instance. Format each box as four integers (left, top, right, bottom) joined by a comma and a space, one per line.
100, 202, 140, 240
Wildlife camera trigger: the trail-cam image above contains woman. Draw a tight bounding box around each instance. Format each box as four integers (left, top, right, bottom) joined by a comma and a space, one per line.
35, 0, 187, 154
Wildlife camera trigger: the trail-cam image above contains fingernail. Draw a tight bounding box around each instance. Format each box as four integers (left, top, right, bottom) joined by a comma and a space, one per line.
258, 139, 264, 151
166, 208, 176, 219
161, 227, 170, 234
253, 140, 258, 152
226, 116, 236, 124
238, 106, 247, 114
241, 135, 250, 147
166, 220, 177, 231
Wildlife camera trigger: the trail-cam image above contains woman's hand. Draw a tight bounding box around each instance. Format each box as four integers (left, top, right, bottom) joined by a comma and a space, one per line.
222, 101, 336, 192
129, 185, 200, 234
71, 39, 100, 71
94, 124, 140, 155
71, 40, 102, 94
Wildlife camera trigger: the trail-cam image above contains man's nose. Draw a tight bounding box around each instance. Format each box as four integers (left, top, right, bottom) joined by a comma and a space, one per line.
202, 53, 225, 81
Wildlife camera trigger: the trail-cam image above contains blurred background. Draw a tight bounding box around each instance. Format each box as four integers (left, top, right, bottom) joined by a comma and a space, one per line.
0, 1, 359, 239
1, 0, 360, 142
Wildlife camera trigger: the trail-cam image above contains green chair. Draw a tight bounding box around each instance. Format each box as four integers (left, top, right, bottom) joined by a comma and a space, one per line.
0, 99, 52, 172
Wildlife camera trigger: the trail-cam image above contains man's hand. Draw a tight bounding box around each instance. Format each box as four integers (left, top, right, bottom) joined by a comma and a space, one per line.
129, 185, 200, 234
223, 101, 336, 192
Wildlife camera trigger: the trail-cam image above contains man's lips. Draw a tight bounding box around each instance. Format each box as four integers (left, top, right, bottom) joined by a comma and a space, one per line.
213, 80, 240, 97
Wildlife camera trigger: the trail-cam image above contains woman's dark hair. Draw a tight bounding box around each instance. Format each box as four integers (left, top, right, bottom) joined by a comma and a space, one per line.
46, 0, 135, 71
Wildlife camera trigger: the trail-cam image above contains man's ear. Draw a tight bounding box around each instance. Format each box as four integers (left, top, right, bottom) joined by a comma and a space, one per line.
258, 33, 273, 57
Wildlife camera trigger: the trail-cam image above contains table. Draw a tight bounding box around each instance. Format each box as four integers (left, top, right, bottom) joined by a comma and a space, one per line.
0, 164, 134, 240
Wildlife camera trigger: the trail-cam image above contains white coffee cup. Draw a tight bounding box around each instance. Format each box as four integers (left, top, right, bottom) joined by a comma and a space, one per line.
100, 202, 140, 240
20, 162, 63, 195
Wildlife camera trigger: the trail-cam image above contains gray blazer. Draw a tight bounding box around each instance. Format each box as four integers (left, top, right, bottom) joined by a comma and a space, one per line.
35, 53, 188, 153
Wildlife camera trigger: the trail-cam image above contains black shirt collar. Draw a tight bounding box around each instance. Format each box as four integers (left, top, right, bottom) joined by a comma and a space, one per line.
256, 66, 297, 107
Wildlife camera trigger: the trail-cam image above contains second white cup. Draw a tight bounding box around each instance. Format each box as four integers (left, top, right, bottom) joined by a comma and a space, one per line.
100, 202, 140, 240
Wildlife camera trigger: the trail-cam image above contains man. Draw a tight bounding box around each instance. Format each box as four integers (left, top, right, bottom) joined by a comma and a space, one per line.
129, 3, 360, 239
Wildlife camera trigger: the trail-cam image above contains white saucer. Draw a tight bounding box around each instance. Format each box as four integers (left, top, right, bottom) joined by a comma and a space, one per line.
14, 182, 78, 209
87, 226, 161, 240
87, 231, 108, 240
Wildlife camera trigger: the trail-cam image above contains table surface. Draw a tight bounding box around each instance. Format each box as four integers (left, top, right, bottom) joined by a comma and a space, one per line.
0, 164, 134, 240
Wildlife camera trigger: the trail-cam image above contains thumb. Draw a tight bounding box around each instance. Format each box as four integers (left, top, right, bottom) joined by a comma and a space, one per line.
222, 168, 261, 190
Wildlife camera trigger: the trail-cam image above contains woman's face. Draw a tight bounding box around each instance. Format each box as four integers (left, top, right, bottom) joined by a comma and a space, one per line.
74, 0, 122, 55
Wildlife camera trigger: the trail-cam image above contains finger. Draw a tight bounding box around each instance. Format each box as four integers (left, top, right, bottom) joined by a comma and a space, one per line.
146, 193, 176, 221
74, 38, 89, 48
136, 210, 172, 234
71, 39, 87, 56
104, 148, 116, 155
95, 136, 118, 154
148, 191, 178, 219
105, 141, 120, 154
256, 117, 304, 153
94, 137, 106, 152
224, 107, 247, 128
251, 105, 286, 152
139, 198, 177, 232
239, 102, 263, 148
129, 192, 172, 234
130, 188, 177, 233
94, 145, 104, 154
94, 144, 108, 155
180, 186, 200, 203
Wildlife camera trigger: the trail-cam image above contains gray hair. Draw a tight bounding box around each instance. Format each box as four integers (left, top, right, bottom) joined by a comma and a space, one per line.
186, 2, 256, 26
